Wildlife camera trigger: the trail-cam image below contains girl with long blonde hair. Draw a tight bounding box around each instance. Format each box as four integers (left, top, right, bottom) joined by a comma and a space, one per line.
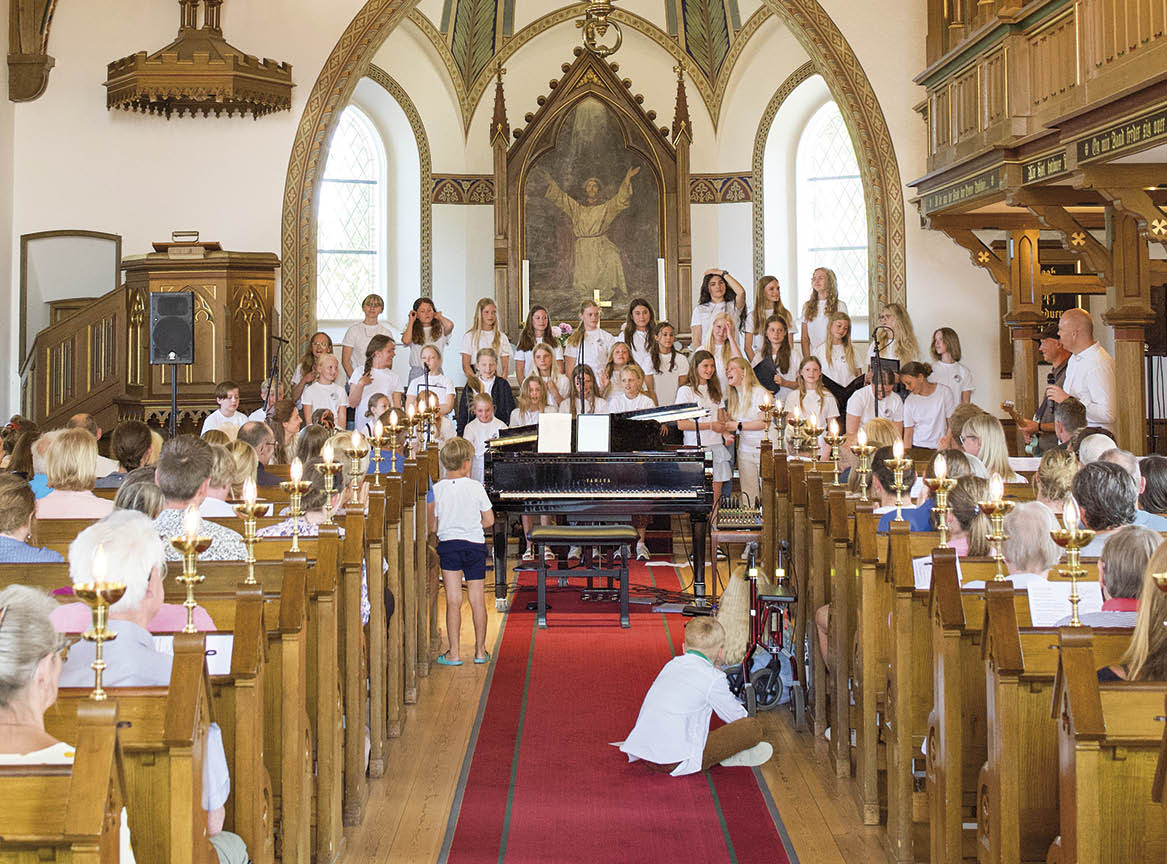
725, 357, 769, 517
871, 302, 920, 365
460, 297, 513, 378
746, 275, 793, 362
531, 342, 569, 408
1118, 542, 1167, 681
799, 267, 845, 353
511, 377, 549, 428
702, 311, 744, 395
565, 299, 616, 377
676, 350, 731, 502
813, 311, 861, 384
959, 412, 1022, 482
945, 475, 992, 558
782, 355, 840, 428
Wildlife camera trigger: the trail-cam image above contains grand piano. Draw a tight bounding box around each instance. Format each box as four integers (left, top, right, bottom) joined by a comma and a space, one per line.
483, 403, 714, 609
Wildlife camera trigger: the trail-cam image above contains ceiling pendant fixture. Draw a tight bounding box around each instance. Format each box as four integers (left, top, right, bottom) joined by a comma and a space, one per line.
104, 0, 293, 119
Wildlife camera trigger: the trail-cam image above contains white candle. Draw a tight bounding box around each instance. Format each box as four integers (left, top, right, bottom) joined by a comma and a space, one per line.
374, 420, 383, 439
828, 418, 839, 436
93, 544, 107, 584
934, 453, 947, 480
321, 442, 333, 465
522, 259, 531, 320
892, 439, 904, 460
857, 427, 867, 447
388, 409, 399, 429
183, 504, 200, 542
989, 473, 1004, 502
657, 258, 666, 319
243, 478, 257, 506
1063, 495, 1080, 529
351, 431, 361, 450
290, 457, 303, 483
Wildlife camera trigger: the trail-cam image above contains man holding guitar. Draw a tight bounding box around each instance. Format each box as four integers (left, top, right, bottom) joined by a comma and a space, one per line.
1013, 323, 1071, 455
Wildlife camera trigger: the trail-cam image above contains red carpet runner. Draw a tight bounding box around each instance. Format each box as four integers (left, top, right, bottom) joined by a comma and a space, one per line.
442, 561, 795, 863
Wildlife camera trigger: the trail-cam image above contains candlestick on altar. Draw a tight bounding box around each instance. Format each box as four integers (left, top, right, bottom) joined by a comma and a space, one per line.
851, 427, 875, 502
74, 545, 126, 701
886, 440, 913, 522
823, 419, 846, 486
978, 473, 1016, 581
231, 478, 267, 584
1052, 496, 1094, 626
279, 458, 313, 553
318, 441, 344, 525
923, 452, 957, 547
169, 505, 210, 633
343, 431, 370, 499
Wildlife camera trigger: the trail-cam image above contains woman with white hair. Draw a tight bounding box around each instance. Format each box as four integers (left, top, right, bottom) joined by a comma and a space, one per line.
0, 584, 136, 861
55, 512, 248, 863
962, 502, 1063, 590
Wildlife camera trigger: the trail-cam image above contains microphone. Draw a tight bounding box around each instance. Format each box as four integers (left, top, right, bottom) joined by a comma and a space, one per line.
1046, 372, 1055, 385
270, 334, 290, 343
871, 325, 893, 351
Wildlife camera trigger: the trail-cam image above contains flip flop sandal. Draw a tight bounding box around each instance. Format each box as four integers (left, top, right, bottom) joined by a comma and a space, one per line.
436, 653, 463, 667
473, 652, 491, 665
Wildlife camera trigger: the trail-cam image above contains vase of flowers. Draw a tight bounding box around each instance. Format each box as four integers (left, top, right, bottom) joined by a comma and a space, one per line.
551, 322, 573, 349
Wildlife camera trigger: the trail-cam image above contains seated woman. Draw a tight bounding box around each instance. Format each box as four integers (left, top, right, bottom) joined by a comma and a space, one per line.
958, 412, 1022, 482
0, 474, 64, 563
94, 420, 153, 489
942, 475, 991, 558
199, 445, 239, 517
962, 502, 1063, 589
0, 584, 136, 862
877, 448, 972, 532
33, 428, 114, 519
1138, 454, 1167, 517
113, 478, 165, 519
1103, 539, 1167, 681
1034, 448, 1078, 513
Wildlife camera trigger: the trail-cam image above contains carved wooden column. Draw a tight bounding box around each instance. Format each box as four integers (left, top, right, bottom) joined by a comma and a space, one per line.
1005, 229, 1044, 424
672, 67, 693, 330
489, 67, 513, 332
1103, 212, 1154, 453
8, 0, 57, 101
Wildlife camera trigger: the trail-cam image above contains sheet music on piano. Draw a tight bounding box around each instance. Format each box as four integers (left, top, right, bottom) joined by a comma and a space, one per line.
577, 414, 611, 452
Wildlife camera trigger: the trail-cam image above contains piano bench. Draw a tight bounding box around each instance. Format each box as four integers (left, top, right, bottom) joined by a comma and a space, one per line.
529, 525, 637, 630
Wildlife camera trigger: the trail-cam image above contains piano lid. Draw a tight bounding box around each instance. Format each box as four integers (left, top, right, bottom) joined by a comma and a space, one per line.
487, 402, 707, 450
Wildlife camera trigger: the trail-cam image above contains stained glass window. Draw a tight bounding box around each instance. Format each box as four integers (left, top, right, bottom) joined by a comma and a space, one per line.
795, 101, 869, 337
317, 106, 382, 322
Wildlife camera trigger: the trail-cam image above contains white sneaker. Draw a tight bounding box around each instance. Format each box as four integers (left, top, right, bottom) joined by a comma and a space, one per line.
568, 545, 582, 562
521, 547, 534, 562
719, 741, 773, 768
636, 541, 650, 561
591, 546, 603, 562
543, 548, 556, 562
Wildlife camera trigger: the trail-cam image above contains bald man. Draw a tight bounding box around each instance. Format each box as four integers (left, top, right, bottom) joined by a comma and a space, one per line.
1044, 308, 1115, 430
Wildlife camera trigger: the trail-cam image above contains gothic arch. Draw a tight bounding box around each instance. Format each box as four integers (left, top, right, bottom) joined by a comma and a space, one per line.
279, 0, 907, 366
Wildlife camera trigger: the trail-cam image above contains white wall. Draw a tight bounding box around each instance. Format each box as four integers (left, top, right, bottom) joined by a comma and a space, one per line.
0, 0, 15, 415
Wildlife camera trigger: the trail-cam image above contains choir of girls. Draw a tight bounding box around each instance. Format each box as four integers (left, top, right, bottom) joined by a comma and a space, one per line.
310, 269, 973, 545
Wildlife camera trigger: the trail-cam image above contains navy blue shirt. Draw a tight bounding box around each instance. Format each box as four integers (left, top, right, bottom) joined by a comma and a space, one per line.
878, 496, 935, 532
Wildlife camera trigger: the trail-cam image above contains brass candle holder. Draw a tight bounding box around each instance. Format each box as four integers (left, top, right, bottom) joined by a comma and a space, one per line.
850, 429, 875, 502
74, 546, 125, 702
978, 474, 1016, 581
822, 419, 846, 486
786, 411, 805, 457
232, 479, 266, 584
279, 458, 313, 553
368, 420, 390, 486
404, 404, 419, 457
800, 418, 823, 460
170, 506, 211, 633
318, 442, 344, 525
343, 431, 370, 499
1052, 496, 1094, 626
923, 453, 957, 547
385, 410, 402, 475
886, 442, 913, 522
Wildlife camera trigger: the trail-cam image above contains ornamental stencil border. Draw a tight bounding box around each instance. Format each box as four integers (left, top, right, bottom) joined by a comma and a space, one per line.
365, 63, 433, 298
752, 61, 815, 284
279, 0, 907, 371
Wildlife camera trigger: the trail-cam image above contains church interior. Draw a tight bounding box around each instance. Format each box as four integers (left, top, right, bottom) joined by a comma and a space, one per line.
2, 0, 1167, 862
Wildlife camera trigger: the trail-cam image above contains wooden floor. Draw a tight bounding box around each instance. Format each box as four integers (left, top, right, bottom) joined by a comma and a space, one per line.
342, 567, 889, 864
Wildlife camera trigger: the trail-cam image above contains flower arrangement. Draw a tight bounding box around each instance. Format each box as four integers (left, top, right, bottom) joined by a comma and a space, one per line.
551, 322, 573, 349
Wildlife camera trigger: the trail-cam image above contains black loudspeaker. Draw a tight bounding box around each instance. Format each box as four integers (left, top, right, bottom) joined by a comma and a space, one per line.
149, 291, 195, 365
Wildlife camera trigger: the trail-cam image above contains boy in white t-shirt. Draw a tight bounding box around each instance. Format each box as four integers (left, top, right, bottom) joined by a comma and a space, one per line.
340, 293, 396, 378
616, 617, 772, 774
429, 437, 494, 666
201, 381, 247, 437
300, 353, 348, 428
462, 393, 508, 483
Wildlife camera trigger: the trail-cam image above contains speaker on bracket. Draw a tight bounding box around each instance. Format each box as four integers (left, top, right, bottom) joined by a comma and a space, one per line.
149, 291, 195, 365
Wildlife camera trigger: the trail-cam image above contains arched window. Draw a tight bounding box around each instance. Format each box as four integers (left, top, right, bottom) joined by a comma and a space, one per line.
317, 106, 385, 323
795, 101, 869, 336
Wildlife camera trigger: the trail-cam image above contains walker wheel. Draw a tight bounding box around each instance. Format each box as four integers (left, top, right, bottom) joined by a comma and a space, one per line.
749, 667, 784, 712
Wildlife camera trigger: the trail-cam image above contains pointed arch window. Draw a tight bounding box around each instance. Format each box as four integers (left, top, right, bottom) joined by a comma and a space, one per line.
317, 105, 385, 322
795, 101, 869, 337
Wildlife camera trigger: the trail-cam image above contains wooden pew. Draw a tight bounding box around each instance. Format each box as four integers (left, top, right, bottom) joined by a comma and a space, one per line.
787, 461, 809, 721
365, 486, 388, 778
852, 503, 885, 825
339, 507, 368, 826
400, 461, 419, 703
384, 471, 406, 738
978, 592, 1131, 864
0, 703, 129, 863
807, 471, 831, 737
46, 637, 218, 864
1047, 631, 1167, 863
29, 518, 95, 556
827, 486, 857, 779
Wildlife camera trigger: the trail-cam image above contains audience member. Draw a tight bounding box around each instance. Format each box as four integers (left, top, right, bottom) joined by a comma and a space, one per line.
1072, 460, 1137, 556
201, 428, 231, 447
269, 399, 302, 464
958, 412, 1021, 482
1053, 397, 1086, 449
34, 428, 114, 519
1033, 447, 1078, 513
964, 502, 1061, 590
295, 424, 331, 465
0, 475, 63, 563
869, 446, 917, 518
113, 480, 165, 519
1077, 432, 1117, 465
944, 475, 992, 557
1071, 425, 1113, 458
65, 413, 118, 478
7, 428, 38, 480
1099, 448, 1167, 531
226, 440, 259, 498
880, 449, 971, 532
95, 420, 154, 489
257, 461, 349, 539
1060, 525, 1159, 630
152, 435, 246, 561
199, 445, 238, 517
236, 421, 281, 487
26, 430, 60, 498
1114, 540, 1167, 682
1139, 455, 1167, 516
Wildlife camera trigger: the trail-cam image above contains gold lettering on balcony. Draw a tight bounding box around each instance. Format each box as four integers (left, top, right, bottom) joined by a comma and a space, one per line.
1076, 105, 1167, 163
922, 166, 1003, 213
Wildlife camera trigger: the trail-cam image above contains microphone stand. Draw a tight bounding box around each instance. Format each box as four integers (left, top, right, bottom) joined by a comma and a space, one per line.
577, 330, 587, 416
869, 325, 893, 419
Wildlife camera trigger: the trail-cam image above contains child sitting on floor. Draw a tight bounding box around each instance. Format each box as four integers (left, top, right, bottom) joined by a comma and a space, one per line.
429, 437, 494, 666
615, 617, 773, 774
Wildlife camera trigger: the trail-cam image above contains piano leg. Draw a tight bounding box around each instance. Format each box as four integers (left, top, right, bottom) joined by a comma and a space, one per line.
690, 515, 709, 605
492, 519, 509, 611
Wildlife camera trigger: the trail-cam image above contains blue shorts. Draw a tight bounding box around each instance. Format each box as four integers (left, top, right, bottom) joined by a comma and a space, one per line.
437, 539, 488, 581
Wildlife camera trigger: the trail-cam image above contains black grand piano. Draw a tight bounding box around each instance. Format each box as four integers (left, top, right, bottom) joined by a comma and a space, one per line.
483, 403, 714, 609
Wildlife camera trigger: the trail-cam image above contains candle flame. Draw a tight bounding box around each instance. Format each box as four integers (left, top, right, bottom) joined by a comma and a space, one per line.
351, 431, 360, 449
322, 442, 333, 464
243, 478, 257, 506
388, 409, 399, 428
183, 504, 200, 542
828, 419, 838, 436
934, 453, 947, 480
791, 404, 802, 421
857, 427, 867, 447
1063, 495, 1080, 530
761, 392, 771, 407
892, 439, 904, 459
407, 402, 416, 419
93, 544, 107, 584
290, 457, 303, 483
989, 473, 1004, 502
374, 420, 384, 438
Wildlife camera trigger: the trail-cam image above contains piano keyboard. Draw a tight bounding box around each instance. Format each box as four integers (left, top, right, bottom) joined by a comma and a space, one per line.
498, 489, 701, 499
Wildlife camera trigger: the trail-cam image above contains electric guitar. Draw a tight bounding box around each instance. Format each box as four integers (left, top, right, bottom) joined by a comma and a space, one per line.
1001, 400, 1040, 456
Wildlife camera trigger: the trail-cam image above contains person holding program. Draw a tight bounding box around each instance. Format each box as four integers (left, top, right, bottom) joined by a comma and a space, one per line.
301, 353, 348, 428
616, 616, 772, 773
430, 437, 494, 666
200, 380, 246, 437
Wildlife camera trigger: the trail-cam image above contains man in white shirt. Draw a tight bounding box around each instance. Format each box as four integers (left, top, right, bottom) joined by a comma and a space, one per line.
1047, 308, 1116, 430
340, 293, 396, 378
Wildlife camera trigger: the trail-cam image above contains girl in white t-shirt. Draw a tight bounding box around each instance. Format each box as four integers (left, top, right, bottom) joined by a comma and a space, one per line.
348, 334, 404, 424
869, 302, 921, 366
291, 331, 335, 405
560, 364, 608, 415
846, 369, 904, 438
405, 345, 455, 415
565, 300, 616, 377
929, 327, 975, 403
690, 269, 746, 348
649, 322, 690, 407
618, 298, 657, 370
812, 311, 863, 386
402, 297, 453, 383
461, 297, 512, 379
599, 342, 644, 398
900, 361, 958, 449
676, 350, 732, 502
513, 305, 563, 381
751, 315, 801, 404
799, 267, 848, 354
300, 352, 348, 428
607, 366, 656, 413
725, 357, 770, 508
462, 393, 508, 483
703, 312, 744, 396
745, 275, 795, 362
361, 392, 392, 437
511, 377, 556, 561
783, 356, 840, 455
531, 342, 570, 409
